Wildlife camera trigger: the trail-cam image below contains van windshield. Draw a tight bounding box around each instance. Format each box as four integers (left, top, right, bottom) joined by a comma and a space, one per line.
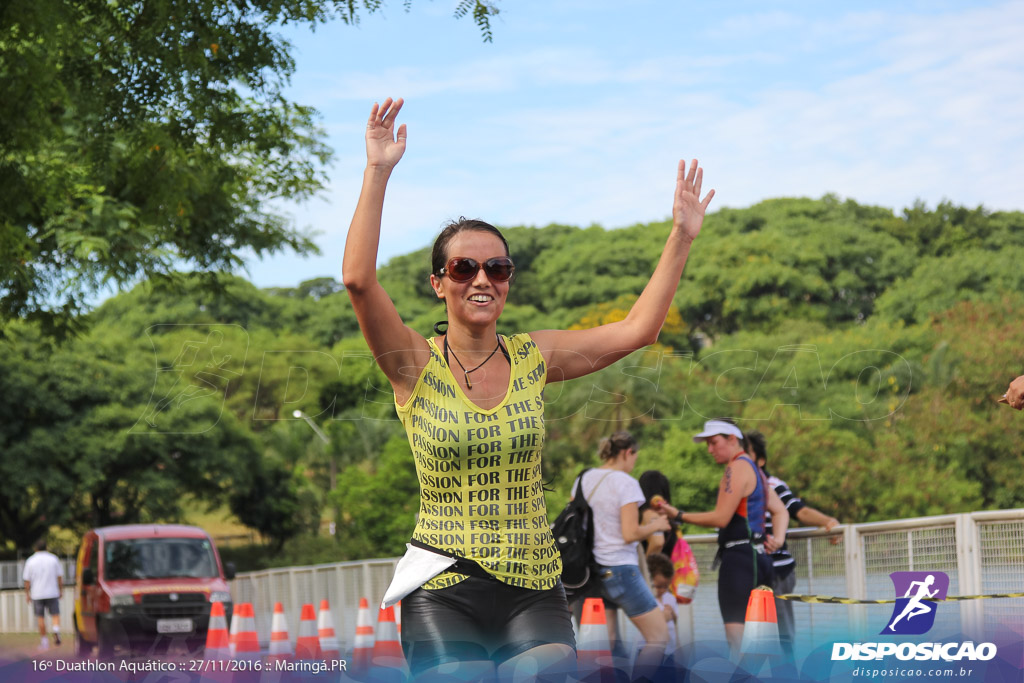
104, 538, 218, 580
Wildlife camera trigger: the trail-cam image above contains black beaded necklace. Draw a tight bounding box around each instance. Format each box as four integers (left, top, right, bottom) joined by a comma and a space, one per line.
443, 334, 508, 390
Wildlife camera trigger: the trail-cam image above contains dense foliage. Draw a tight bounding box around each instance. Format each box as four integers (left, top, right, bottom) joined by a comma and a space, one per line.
2, 197, 1023, 563
0, 0, 499, 338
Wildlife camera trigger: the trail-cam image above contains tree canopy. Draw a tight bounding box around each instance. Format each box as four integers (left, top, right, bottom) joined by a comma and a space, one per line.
4, 196, 1023, 560
0, 0, 499, 338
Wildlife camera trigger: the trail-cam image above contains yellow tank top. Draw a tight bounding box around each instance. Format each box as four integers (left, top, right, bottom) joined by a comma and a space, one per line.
396, 333, 560, 591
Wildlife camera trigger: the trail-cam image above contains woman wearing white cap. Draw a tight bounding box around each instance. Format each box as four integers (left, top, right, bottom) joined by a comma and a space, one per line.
655, 419, 789, 657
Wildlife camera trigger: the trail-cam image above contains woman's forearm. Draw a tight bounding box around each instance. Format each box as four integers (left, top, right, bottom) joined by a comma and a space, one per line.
680, 509, 729, 529
342, 166, 393, 293
621, 230, 693, 347
603, 159, 711, 352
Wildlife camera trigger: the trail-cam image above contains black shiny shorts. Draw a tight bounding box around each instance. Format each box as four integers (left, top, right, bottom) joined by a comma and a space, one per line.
717, 545, 775, 623
400, 576, 576, 675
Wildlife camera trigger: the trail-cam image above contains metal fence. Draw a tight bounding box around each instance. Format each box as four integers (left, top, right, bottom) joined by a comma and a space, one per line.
0, 589, 76, 634
230, 558, 400, 650
2, 510, 1022, 649
675, 509, 1024, 654
0, 557, 76, 591
0, 557, 77, 634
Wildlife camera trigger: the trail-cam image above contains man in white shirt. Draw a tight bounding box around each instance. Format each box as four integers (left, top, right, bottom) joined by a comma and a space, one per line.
23, 539, 64, 651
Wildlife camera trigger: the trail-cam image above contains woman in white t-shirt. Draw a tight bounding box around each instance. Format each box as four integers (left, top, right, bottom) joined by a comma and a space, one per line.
575, 431, 671, 676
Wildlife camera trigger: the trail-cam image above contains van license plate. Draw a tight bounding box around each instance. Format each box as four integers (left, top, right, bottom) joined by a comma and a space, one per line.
157, 618, 193, 634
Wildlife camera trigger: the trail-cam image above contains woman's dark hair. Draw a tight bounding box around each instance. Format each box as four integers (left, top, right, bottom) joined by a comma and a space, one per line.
431, 217, 510, 276
717, 416, 748, 451
746, 430, 767, 463
647, 552, 674, 580
639, 470, 672, 509
597, 430, 637, 462
638, 469, 678, 557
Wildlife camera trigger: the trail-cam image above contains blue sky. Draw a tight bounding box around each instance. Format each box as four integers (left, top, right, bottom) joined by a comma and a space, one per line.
242, 0, 1024, 289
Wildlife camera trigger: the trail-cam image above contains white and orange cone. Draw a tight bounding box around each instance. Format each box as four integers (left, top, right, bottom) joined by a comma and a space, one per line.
231, 603, 260, 659
372, 605, 407, 672
267, 601, 293, 662
295, 603, 322, 660
317, 599, 341, 661
576, 597, 615, 683
736, 585, 783, 679
205, 601, 231, 660
352, 597, 375, 674
228, 602, 240, 658
740, 586, 781, 657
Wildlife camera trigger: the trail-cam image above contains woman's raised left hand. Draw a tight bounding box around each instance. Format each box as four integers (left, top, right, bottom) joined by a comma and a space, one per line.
673, 159, 715, 243
365, 97, 407, 169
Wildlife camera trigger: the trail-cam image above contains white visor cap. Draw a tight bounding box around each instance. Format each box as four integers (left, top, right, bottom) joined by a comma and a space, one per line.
692, 419, 744, 444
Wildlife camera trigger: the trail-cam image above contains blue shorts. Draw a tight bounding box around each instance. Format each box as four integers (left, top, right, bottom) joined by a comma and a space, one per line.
33, 598, 60, 618
598, 564, 658, 618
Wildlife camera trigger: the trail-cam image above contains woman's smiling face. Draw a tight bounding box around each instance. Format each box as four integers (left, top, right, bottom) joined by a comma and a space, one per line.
430, 230, 510, 326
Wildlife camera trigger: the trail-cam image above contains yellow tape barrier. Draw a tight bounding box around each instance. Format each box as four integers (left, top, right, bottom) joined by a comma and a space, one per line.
776, 592, 1024, 604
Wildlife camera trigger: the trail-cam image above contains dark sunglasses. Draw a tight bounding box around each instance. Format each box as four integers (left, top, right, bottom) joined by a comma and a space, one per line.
437, 257, 515, 283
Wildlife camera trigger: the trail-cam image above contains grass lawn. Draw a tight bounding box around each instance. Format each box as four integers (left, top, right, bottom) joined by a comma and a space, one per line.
180, 500, 251, 540
0, 631, 74, 660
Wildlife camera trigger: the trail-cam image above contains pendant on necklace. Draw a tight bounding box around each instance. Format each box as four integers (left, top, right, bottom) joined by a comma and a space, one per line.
465, 372, 473, 389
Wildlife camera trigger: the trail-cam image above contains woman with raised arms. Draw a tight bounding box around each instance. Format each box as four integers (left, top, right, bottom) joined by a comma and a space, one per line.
342, 97, 714, 681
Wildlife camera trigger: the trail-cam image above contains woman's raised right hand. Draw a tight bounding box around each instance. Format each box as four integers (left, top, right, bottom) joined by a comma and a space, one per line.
365, 98, 407, 168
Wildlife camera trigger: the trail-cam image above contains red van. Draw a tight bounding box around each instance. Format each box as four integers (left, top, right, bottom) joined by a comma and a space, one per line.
73, 524, 235, 656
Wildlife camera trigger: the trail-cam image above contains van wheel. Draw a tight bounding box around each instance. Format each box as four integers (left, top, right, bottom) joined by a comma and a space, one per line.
187, 638, 205, 657
97, 630, 115, 658
74, 625, 92, 658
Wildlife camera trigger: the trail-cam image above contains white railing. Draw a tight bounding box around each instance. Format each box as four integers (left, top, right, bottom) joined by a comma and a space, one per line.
0, 588, 76, 634
2, 510, 1021, 651
0, 557, 75, 590
229, 557, 400, 649
674, 509, 1024, 653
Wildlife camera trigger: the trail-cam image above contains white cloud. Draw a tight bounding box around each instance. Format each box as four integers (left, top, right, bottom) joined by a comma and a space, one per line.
247, 1, 1024, 287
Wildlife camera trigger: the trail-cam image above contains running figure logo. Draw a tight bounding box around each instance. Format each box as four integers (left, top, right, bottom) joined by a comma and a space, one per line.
883, 571, 949, 635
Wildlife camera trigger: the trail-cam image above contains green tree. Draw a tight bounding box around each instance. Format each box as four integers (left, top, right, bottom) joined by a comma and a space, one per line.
891, 201, 1024, 258
0, 0, 499, 336
9, 190, 1024, 558
675, 197, 915, 338
0, 322, 259, 547
229, 456, 306, 552
874, 247, 1024, 325
330, 434, 419, 558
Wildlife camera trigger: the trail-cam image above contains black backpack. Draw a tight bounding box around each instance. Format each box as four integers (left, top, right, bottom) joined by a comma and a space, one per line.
551, 468, 601, 590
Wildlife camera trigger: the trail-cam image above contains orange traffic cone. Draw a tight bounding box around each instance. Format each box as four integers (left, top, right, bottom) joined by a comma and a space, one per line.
205, 602, 231, 660
267, 601, 293, 661
317, 599, 341, 660
352, 598, 375, 673
228, 602, 240, 658
295, 603, 322, 660
577, 597, 615, 682
232, 603, 260, 658
372, 605, 407, 671
740, 585, 781, 657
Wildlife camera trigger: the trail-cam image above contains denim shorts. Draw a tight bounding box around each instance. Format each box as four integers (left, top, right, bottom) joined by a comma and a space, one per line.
598, 564, 658, 617
32, 598, 60, 618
